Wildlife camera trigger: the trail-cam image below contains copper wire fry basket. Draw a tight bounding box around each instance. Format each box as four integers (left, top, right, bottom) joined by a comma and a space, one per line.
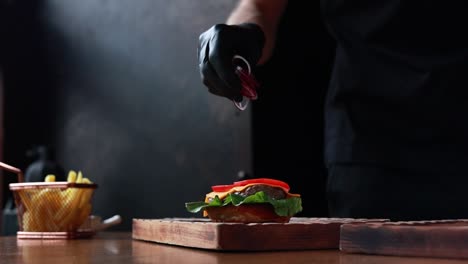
1, 161, 98, 239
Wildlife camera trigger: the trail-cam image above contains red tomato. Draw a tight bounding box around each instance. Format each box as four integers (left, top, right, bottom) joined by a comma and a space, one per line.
211, 184, 235, 192
233, 178, 290, 191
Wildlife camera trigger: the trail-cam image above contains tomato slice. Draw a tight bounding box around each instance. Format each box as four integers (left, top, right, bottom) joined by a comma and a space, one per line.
211, 178, 290, 192
211, 184, 235, 192
233, 178, 290, 191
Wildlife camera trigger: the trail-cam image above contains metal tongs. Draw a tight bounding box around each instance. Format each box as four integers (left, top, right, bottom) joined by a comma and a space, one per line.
232, 55, 260, 111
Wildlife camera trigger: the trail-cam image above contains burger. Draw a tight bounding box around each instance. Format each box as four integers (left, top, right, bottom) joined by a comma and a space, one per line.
185, 178, 302, 223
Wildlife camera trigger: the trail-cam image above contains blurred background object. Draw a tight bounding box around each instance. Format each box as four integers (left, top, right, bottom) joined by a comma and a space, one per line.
0, 0, 334, 232
1, 191, 16, 236
24, 145, 65, 182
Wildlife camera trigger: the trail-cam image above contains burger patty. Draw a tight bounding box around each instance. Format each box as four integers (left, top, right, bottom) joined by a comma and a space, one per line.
234, 184, 286, 200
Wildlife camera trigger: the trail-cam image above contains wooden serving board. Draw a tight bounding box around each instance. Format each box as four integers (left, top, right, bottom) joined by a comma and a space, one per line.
132, 217, 388, 251
340, 219, 468, 259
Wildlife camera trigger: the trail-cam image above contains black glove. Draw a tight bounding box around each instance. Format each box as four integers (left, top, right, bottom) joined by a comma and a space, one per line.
198, 23, 265, 102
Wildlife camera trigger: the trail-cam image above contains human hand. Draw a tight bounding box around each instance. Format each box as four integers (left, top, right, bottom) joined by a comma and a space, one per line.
198, 23, 265, 102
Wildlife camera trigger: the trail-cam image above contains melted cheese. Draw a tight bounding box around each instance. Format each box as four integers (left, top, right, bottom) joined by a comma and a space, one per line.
204, 183, 300, 202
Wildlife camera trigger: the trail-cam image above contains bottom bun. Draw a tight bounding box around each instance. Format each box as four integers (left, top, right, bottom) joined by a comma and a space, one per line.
204, 204, 291, 223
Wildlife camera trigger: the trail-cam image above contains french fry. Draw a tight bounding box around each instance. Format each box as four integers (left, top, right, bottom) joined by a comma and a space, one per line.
67, 170, 77, 183
19, 169, 94, 232
44, 174, 56, 182
45, 190, 63, 231
76, 171, 83, 183
82, 178, 92, 184
56, 170, 82, 229
79, 188, 92, 208
18, 190, 33, 211
55, 188, 81, 230
22, 211, 40, 231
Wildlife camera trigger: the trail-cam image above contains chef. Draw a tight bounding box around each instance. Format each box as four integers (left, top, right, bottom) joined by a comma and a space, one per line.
197, 0, 468, 221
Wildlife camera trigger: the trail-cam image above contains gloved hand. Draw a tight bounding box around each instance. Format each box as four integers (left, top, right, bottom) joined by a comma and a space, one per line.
198, 23, 265, 102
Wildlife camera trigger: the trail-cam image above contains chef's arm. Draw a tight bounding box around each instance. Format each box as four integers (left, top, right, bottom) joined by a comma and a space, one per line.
226, 0, 288, 65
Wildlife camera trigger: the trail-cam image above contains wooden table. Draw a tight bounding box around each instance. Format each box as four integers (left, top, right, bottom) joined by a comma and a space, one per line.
0, 232, 466, 263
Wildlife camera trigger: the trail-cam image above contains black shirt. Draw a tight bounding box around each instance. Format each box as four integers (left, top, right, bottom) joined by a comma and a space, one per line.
321, 1, 468, 171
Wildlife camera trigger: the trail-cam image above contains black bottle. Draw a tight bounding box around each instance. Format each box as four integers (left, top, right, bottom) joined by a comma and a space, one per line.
24, 145, 65, 182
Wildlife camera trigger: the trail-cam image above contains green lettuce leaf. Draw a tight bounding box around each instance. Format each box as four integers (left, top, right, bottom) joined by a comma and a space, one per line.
185, 191, 302, 217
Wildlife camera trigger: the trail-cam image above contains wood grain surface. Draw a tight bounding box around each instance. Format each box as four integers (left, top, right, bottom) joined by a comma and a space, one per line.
340, 220, 468, 259
132, 217, 388, 251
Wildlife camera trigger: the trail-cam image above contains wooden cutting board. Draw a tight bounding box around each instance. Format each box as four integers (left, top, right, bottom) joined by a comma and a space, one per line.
340, 219, 468, 259
132, 217, 388, 251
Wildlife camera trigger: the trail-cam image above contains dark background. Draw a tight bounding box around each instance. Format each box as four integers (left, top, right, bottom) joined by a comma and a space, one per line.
253, 2, 335, 217
0, 0, 334, 232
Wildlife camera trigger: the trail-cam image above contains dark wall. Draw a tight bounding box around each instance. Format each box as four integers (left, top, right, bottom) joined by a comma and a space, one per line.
1, 1, 60, 204
1, 0, 335, 232
2, 0, 251, 230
